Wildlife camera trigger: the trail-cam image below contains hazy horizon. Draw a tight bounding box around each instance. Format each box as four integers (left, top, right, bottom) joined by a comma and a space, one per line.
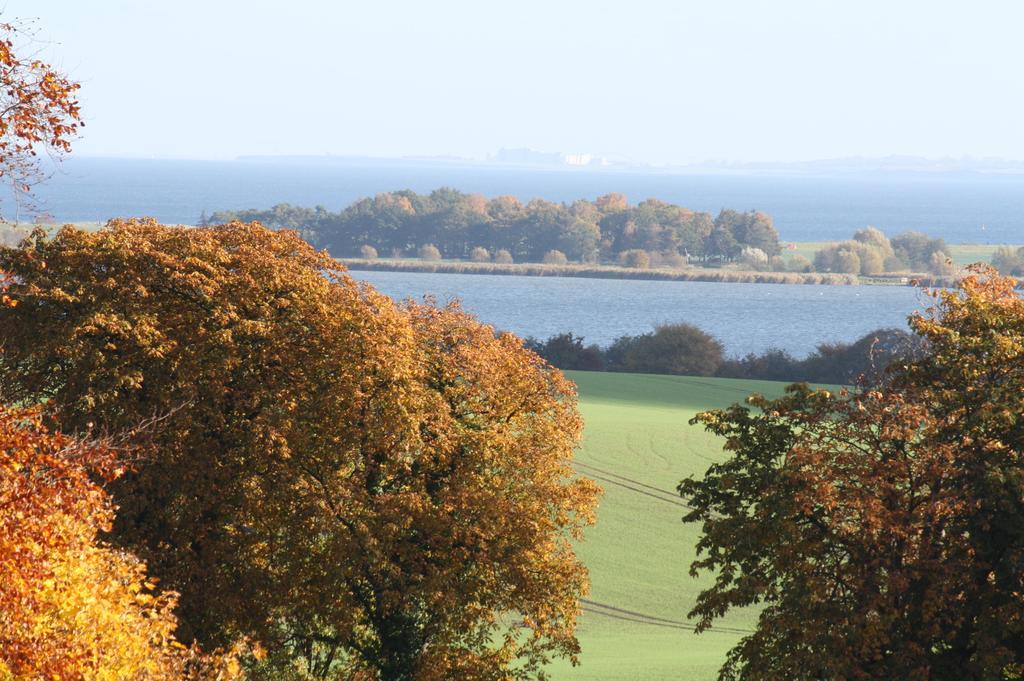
15, 0, 1024, 164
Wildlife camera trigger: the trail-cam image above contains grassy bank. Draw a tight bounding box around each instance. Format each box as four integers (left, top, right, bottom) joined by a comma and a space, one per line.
548, 372, 786, 679
341, 257, 962, 287
342, 258, 864, 285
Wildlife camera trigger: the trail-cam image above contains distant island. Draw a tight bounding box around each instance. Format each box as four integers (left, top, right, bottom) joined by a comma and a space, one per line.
207, 189, 962, 283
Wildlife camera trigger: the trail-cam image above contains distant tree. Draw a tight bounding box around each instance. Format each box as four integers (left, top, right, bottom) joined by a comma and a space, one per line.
892, 231, 949, 271
543, 249, 569, 265
815, 245, 861, 274
661, 251, 689, 269
469, 246, 490, 262
929, 250, 957, 276
607, 323, 723, 376
992, 245, 1024, 276
419, 243, 442, 261
525, 332, 605, 371
618, 248, 651, 269
595, 192, 628, 212
852, 226, 894, 258
715, 210, 781, 256
359, 244, 378, 259
788, 254, 813, 272
494, 248, 514, 264
739, 246, 769, 270
717, 348, 800, 382
705, 226, 740, 261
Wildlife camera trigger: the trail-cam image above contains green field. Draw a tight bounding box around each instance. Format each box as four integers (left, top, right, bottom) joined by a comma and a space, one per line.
783, 240, 1020, 268
546, 372, 788, 680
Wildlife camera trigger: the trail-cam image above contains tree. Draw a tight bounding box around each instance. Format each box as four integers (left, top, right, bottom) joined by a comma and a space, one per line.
891, 231, 949, 271
525, 332, 605, 371
607, 323, 723, 376
992, 245, 1024, 276
738, 246, 768, 270
0, 220, 599, 679
0, 21, 82, 214
543, 249, 568, 265
469, 245, 490, 262
618, 248, 651, 269
494, 248, 513, 264
788, 254, 813, 273
0, 406, 236, 680
359, 244, 378, 259
852, 226, 894, 258
679, 266, 1024, 679
419, 243, 442, 260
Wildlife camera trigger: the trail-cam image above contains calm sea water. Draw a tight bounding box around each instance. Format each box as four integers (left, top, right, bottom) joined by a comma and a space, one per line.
28, 157, 1024, 243
352, 271, 928, 357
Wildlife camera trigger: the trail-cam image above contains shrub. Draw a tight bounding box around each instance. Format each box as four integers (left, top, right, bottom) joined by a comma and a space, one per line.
607, 323, 723, 376
542, 249, 568, 265
992, 246, 1024, 276
618, 249, 651, 269
739, 246, 769, 270
524, 332, 605, 371
419, 243, 442, 261
469, 246, 490, 262
494, 249, 514, 264
360, 244, 378, 259
789, 254, 813, 273
769, 255, 787, 272
660, 251, 689, 269
929, 251, 956, 276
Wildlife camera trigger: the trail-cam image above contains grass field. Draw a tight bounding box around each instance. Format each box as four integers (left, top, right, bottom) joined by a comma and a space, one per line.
784, 241, 1020, 267
544, 371, 790, 679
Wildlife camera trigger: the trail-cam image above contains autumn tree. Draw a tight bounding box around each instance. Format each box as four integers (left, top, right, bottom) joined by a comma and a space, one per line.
0, 220, 599, 679
679, 266, 1024, 679
0, 405, 237, 680
0, 20, 82, 214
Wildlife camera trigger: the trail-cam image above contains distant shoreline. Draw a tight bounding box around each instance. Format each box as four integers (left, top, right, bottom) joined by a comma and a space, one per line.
341, 258, 955, 287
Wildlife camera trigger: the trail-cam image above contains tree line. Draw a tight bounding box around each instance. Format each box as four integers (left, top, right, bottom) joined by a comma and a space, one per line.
525, 324, 926, 385
207, 189, 782, 265
807, 226, 955, 276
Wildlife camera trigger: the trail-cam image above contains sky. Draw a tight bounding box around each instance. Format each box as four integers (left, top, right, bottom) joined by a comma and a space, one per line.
13, 0, 1024, 164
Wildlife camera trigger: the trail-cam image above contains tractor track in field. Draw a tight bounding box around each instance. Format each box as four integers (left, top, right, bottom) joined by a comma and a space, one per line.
581, 599, 754, 635
573, 461, 694, 510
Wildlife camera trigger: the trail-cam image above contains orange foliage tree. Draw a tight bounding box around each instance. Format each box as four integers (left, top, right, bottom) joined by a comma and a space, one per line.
681, 265, 1024, 679
0, 220, 599, 679
0, 20, 81, 211
0, 406, 236, 680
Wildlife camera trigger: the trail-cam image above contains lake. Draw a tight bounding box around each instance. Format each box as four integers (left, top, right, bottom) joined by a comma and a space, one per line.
351, 270, 929, 357
28, 157, 1024, 244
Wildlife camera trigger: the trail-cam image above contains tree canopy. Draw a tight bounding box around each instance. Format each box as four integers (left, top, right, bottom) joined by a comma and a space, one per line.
209, 191, 780, 266
0, 219, 599, 679
679, 266, 1024, 679
0, 405, 236, 680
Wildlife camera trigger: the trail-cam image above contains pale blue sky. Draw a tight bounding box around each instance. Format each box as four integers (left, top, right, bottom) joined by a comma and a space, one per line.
13, 0, 1024, 163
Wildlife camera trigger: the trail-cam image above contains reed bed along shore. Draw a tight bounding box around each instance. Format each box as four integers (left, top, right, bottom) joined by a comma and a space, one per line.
340, 258, 958, 287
